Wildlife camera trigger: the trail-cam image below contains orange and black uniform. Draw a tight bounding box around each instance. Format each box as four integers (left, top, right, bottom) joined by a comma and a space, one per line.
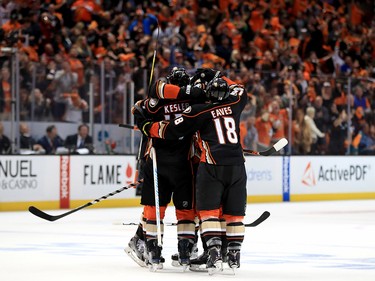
147, 77, 247, 252
133, 82, 205, 251
139, 97, 195, 210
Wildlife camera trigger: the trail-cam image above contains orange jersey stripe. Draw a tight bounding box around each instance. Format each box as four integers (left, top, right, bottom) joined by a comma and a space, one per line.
164, 84, 180, 99
156, 81, 180, 99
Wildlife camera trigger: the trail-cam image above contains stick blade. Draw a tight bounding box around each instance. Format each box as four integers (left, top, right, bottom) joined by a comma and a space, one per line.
245, 211, 270, 227
28, 206, 57, 222
274, 138, 288, 152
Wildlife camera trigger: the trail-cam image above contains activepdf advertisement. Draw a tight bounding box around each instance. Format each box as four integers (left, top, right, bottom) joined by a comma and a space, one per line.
290, 156, 375, 194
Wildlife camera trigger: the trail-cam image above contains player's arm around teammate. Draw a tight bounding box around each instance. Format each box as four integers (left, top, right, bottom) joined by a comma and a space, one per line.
136, 76, 248, 273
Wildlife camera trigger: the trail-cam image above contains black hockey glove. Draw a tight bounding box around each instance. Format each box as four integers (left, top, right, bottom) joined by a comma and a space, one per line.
132, 101, 147, 122
177, 84, 207, 101
139, 119, 153, 137
191, 68, 223, 86
132, 101, 154, 137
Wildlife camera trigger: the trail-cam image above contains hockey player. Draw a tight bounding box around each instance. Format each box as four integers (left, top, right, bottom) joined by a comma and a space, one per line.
136, 76, 248, 274
127, 67, 205, 271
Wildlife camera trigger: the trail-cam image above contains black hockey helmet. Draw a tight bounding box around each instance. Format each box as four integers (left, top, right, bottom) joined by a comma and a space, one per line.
166, 67, 190, 87
206, 77, 229, 101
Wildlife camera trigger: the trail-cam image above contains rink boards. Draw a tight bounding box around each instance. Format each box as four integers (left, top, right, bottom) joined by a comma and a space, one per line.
1, 155, 375, 211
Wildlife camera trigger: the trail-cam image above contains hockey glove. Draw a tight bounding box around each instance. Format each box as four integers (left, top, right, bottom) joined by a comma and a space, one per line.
132, 101, 149, 125
191, 68, 223, 86
139, 120, 153, 137
132, 101, 146, 117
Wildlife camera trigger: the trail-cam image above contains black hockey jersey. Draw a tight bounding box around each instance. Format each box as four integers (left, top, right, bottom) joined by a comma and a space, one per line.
140, 97, 195, 164
149, 83, 247, 165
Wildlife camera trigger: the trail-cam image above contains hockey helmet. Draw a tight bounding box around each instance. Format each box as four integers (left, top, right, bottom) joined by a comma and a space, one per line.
166, 67, 190, 87
206, 78, 229, 101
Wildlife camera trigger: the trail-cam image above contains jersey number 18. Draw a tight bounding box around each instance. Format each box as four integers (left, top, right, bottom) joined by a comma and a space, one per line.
213, 117, 238, 144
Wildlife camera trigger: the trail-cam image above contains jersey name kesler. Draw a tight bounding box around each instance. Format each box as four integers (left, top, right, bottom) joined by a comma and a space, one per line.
164, 102, 190, 114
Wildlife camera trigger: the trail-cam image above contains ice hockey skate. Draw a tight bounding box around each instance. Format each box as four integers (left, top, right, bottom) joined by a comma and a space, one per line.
171, 241, 198, 271
227, 250, 240, 274
189, 250, 209, 272
206, 246, 223, 275
124, 235, 147, 268
146, 239, 164, 271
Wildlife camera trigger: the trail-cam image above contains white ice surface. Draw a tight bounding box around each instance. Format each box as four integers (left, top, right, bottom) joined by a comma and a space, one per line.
1, 200, 375, 281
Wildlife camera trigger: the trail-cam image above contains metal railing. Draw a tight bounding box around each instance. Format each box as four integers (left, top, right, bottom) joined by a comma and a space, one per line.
0, 48, 374, 155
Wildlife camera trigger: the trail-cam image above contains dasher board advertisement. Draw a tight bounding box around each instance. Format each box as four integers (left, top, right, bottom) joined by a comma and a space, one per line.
245, 156, 282, 196
68, 156, 137, 200
0, 156, 59, 202
290, 156, 375, 195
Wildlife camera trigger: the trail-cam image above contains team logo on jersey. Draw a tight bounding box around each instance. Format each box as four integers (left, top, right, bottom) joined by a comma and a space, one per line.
183, 106, 192, 113
149, 98, 158, 108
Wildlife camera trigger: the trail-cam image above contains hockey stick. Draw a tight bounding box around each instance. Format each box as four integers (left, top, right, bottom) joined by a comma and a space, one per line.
129, 19, 159, 186
120, 211, 270, 227
132, 103, 148, 193
29, 180, 142, 222
244, 211, 270, 227
118, 123, 137, 130
243, 138, 288, 156
150, 147, 162, 247
148, 19, 159, 95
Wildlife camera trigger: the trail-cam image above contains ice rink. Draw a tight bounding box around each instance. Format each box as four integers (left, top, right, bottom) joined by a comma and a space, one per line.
1, 200, 375, 281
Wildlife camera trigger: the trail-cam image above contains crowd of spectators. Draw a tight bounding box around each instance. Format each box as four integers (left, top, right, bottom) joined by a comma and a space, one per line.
0, 0, 374, 155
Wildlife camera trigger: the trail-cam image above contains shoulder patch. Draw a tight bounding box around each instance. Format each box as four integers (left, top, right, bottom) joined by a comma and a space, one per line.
183, 106, 192, 114
149, 98, 159, 108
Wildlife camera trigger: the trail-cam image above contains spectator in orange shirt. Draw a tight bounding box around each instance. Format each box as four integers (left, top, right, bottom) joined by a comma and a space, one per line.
71, 0, 101, 23
255, 109, 272, 151
351, 60, 368, 78
350, 1, 364, 26
68, 46, 85, 87
269, 100, 288, 147
287, 27, 300, 54
1, 9, 21, 35
0, 67, 11, 121
249, 4, 265, 33
352, 106, 366, 137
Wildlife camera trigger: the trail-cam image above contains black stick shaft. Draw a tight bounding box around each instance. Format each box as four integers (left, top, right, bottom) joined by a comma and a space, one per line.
29, 180, 142, 222
118, 124, 137, 130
